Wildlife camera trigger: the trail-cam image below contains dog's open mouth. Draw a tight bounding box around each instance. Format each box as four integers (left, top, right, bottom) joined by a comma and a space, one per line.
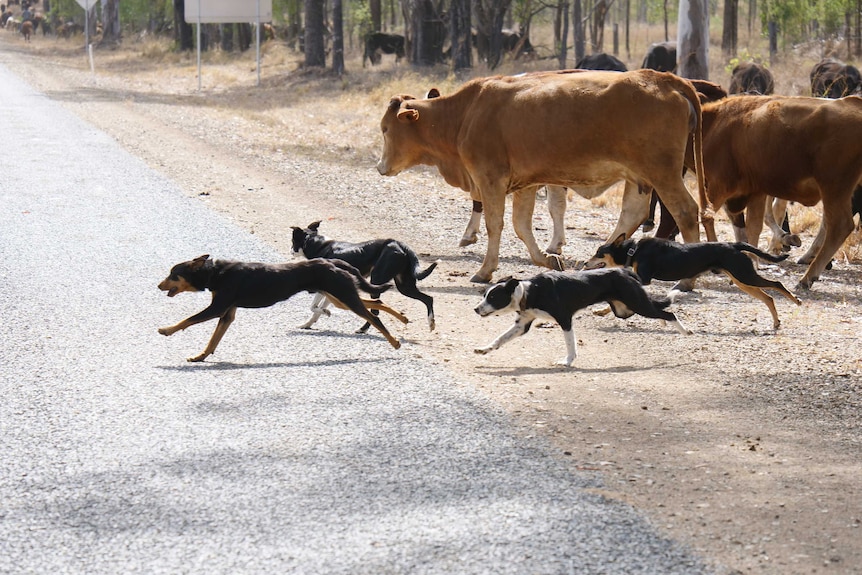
166, 287, 179, 297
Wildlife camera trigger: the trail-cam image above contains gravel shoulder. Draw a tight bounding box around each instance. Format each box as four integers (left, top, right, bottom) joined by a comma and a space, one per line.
3, 36, 861, 574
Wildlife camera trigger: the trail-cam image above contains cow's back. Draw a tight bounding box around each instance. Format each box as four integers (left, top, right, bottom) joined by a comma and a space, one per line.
457, 70, 696, 187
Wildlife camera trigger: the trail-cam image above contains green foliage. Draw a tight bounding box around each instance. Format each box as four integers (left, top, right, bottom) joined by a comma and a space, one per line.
724, 47, 769, 73
761, 0, 855, 43
120, 0, 173, 33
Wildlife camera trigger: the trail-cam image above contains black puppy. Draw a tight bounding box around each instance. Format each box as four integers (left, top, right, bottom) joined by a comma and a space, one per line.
586, 235, 802, 329
291, 221, 438, 331
157, 255, 405, 362
474, 268, 691, 367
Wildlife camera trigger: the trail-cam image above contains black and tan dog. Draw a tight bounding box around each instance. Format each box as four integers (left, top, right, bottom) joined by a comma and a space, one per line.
474, 268, 691, 367
157, 255, 406, 362
291, 221, 437, 331
586, 235, 802, 328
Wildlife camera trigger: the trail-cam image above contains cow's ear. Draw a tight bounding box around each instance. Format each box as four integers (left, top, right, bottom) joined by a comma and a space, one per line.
612, 233, 627, 246
397, 107, 420, 123
425, 88, 441, 99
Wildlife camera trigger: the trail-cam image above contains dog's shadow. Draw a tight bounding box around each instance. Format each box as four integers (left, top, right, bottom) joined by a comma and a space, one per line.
158, 356, 391, 372
476, 363, 659, 376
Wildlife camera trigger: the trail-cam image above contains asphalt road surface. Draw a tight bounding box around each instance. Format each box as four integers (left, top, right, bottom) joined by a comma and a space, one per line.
0, 63, 713, 574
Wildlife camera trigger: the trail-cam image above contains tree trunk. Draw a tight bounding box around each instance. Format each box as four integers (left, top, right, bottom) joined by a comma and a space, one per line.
173, 0, 194, 51
370, 0, 382, 32
558, 1, 569, 69
220, 24, 234, 52
449, 0, 472, 71
473, 0, 513, 69
410, 0, 445, 66
101, 0, 120, 45
677, 0, 709, 79
332, 0, 345, 75
573, 0, 585, 63
721, 0, 738, 55
304, 0, 327, 67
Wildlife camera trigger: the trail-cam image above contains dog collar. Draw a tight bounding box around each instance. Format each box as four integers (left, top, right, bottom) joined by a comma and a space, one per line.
625, 245, 638, 267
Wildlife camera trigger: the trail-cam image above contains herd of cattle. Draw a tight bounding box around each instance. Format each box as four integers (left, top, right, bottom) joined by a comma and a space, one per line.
376, 45, 862, 296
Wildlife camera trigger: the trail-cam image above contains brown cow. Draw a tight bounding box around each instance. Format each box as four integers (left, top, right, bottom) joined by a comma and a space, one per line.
20, 19, 31, 41
377, 69, 709, 283
691, 95, 862, 289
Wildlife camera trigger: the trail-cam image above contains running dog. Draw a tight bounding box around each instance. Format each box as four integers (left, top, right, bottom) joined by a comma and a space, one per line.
474, 268, 691, 367
586, 235, 802, 328
157, 255, 405, 362
291, 221, 437, 331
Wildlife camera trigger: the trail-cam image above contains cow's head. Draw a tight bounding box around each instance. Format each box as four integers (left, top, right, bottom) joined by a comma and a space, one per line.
376, 90, 441, 177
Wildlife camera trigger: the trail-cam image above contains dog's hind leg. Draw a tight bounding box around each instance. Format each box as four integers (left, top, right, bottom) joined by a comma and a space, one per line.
725, 275, 782, 329
331, 298, 408, 324
188, 307, 237, 362
394, 278, 435, 331
326, 290, 401, 349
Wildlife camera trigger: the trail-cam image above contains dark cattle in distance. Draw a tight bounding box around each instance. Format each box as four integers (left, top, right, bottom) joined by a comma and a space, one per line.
363, 32, 405, 67
501, 29, 534, 58
576, 52, 627, 71
641, 41, 677, 72
728, 61, 775, 95
810, 58, 861, 98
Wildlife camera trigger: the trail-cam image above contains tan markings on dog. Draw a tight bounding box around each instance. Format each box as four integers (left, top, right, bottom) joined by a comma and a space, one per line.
327, 295, 402, 349
157, 276, 197, 297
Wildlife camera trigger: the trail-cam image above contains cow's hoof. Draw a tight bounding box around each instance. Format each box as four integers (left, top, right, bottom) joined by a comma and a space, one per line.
783, 234, 802, 248
470, 273, 492, 284
547, 254, 565, 271
459, 235, 478, 247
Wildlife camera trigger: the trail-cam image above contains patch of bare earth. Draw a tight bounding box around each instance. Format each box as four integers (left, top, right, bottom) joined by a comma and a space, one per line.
3, 34, 860, 574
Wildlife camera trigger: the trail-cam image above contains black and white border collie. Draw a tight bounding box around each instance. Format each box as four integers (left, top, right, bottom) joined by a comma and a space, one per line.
474, 268, 691, 367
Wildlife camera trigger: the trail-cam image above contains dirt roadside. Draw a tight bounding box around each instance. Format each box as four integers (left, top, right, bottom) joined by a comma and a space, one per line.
3, 36, 860, 574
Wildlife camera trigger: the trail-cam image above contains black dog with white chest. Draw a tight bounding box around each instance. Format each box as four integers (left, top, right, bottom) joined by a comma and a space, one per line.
158, 255, 405, 362
474, 268, 691, 367
291, 221, 437, 331
586, 235, 802, 329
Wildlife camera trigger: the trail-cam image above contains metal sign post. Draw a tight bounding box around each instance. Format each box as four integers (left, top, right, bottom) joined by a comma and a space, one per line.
185, 0, 272, 90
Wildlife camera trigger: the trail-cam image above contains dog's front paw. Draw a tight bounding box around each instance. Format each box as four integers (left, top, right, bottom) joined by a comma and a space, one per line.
474, 347, 493, 355
187, 352, 208, 362
158, 327, 174, 336
553, 358, 575, 368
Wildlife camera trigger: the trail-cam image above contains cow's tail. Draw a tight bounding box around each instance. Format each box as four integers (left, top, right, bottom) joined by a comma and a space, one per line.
678, 78, 716, 242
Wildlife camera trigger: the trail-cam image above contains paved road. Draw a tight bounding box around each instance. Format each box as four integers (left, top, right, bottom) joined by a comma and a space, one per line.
0, 63, 713, 574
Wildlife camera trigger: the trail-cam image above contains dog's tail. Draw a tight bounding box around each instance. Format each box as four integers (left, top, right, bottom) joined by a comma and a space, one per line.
651, 295, 673, 310
405, 245, 438, 281
734, 242, 790, 263
330, 259, 393, 294
416, 260, 439, 281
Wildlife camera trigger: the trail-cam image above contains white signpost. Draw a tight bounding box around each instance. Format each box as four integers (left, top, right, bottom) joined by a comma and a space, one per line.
73, 0, 98, 75
184, 0, 273, 89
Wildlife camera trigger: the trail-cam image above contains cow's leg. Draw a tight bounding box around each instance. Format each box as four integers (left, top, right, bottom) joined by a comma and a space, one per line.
473, 188, 506, 283
460, 198, 483, 247
797, 195, 855, 289
545, 185, 568, 254
744, 194, 767, 250
765, 197, 802, 254
606, 181, 652, 240
798, 222, 825, 265
653, 180, 700, 244
512, 186, 564, 271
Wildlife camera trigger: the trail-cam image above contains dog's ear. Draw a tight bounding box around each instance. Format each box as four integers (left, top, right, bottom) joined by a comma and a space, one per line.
612, 233, 627, 246
503, 277, 521, 293
190, 254, 210, 269
308, 221, 321, 232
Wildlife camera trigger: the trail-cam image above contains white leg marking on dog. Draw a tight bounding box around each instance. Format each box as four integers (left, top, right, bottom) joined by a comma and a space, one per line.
554, 328, 577, 367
